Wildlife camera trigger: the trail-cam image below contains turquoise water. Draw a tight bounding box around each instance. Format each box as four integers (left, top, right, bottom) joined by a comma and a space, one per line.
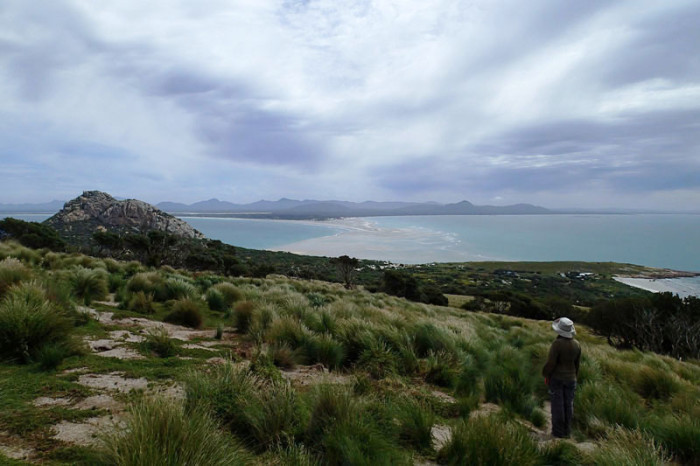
2, 212, 699, 272
370, 214, 700, 272
180, 217, 343, 250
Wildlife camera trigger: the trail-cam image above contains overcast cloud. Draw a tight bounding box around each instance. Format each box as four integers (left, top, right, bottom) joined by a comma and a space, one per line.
1, 0, 698, 209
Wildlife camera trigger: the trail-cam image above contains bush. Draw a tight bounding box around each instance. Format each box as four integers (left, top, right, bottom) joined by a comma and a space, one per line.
100, 396, 250, 465
164, 298, 204, 329
70, 267, 109, 305
0, 283, 73, 364
437, 416, 540, 466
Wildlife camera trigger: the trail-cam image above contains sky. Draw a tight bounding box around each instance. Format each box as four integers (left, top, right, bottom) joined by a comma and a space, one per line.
1, 0, 699, 210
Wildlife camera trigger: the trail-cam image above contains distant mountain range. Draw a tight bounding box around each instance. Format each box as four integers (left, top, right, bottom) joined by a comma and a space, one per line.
0, 200, 65, 213
155, 198, 551, 219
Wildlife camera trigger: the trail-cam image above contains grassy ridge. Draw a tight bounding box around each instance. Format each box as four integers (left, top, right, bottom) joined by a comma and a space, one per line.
0, 240, 698, 465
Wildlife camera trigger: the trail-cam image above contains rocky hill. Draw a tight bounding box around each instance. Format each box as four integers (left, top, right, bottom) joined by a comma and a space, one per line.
44, 191, 204, 244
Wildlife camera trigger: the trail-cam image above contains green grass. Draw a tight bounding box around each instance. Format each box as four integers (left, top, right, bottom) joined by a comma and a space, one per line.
99, 396, 251, 465
163, 298, 203, 329
437, 415, 540, 466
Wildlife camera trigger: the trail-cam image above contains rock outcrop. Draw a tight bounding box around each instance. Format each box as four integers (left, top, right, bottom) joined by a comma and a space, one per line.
44, 191, 204, 244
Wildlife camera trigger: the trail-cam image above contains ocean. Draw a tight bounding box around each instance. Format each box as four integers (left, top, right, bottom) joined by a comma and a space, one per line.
2, 213, 698, 272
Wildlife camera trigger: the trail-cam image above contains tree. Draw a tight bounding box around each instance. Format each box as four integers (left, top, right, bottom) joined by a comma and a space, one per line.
330, 255, 360, 288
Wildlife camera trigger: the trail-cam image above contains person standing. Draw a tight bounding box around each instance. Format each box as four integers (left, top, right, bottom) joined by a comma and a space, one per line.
542, 317, 581, 438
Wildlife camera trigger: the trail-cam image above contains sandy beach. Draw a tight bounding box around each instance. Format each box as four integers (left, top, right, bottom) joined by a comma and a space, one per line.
613, 276, 700, 298
269, 217, 501, 264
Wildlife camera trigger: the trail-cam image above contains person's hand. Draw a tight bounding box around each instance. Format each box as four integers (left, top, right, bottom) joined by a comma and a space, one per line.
544, 377, 550, 385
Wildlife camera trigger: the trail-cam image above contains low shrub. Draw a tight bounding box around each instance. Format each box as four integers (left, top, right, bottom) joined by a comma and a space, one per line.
164, 298, 203, 329
100, 396, 250, 465
36, 341, 73, 371
437, 415, 540, 466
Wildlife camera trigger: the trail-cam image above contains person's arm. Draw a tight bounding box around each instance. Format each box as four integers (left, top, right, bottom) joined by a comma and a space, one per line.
542, 341, 558, 378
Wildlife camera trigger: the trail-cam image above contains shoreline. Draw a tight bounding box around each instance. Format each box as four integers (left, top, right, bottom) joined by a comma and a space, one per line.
613, 276, 700, 298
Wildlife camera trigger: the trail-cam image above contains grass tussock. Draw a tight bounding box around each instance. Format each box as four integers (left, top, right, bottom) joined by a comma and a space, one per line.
437, 415, 540, 466
99, 396, 250, 466
0, 257, 32, 295
70, 267, 109, 305
142, 327, 177, 358
590, 428, 670, 466
0, 282, 75, 364
164, 298, 203, 328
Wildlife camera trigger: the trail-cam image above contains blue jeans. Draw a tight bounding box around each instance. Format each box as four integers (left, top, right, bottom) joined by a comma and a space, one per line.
549, 378, 576, 438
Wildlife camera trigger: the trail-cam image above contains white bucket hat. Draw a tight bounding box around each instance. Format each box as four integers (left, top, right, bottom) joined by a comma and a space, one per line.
552, 317, 576, 338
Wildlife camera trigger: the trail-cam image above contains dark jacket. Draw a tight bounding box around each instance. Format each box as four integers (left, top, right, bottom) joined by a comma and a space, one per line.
542, 336, 581, 382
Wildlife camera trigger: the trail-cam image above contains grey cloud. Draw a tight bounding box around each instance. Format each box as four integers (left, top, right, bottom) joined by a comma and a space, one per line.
600, 4, 700, 86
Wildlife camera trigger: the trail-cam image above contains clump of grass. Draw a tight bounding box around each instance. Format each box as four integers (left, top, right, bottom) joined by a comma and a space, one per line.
437, 415, 540, 466
215, 323, 224, 340
270, 443, 318, 466
590, 427, 669, 466
143, 327, 177, 358
100, 396, 250, 465
396, 399, 435, 452
36, 341, 80, 371
127, 291, 156, 314
633, 366, 680, 401
0, 257, 31, 295
455, 354, 481, 397
126, 272, 163, 297
483, 346, 537, 418
206, 287, 227, 311
70, 266, 108, 305
185, 362, 302, 451
270, 343, 300, 369
357, 338, 397, 379
0, 282, 73, 364
164, 298, 203, 328
425, 350, 459, 388
538, 440, 584, 465
158, 277, 197, 301
412, 322, 456, 358
575, 381, 642, 433
233, 301, 256, 333
266, 316, 308, 348
642, 413, 700, 463
212, 282, 243, 307
302, 334, 345, 370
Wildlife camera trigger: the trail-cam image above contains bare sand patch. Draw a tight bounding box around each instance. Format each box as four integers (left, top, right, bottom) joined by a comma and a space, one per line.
73, 395, 123, 411
52, 415, 121, 446
469, 402, 501, 419
77, 372, 149, 393
0, 444, 33, 461
281, 364, 352, 386
431, 390, 456, 404
32, 397, 72, 407
431, 424, 451, 450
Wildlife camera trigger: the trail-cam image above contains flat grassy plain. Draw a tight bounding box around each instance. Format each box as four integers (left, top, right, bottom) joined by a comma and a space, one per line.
0, 241, 698, 465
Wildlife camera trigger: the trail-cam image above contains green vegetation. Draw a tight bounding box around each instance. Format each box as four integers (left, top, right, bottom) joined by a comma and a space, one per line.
0, 239, 698, 465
